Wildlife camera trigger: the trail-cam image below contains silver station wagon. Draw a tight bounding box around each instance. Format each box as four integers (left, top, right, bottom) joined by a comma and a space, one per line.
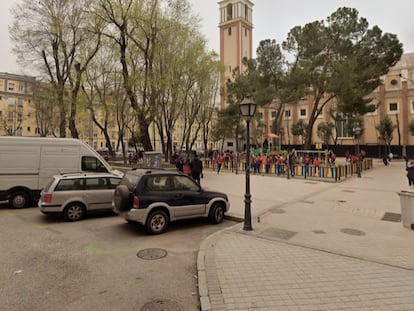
39, 173, 122, 221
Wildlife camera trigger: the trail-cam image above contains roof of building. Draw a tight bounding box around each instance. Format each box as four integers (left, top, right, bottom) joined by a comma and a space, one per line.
393, 52, 414, 69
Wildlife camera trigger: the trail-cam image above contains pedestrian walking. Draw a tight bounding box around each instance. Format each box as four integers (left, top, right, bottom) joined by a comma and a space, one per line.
183, 158, 192, 176
190, 153, 203, 184
406, 159, 414, 186
176, 158, 184, 172
217, 153, 225, 174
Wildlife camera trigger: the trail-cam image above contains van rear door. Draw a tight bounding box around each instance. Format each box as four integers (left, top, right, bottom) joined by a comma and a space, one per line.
39, 145, 81, 188
0, 144, 41, 190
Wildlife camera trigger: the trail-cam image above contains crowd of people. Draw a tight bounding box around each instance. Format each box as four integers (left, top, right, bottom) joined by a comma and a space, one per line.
247, 149, 336, 177
170, 147, 372, 182
127, 149, 144, 167
172, 151, 203, 184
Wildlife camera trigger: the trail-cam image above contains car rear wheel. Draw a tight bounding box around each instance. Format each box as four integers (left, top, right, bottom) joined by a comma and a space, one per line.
146, 210, 169, 235
209, 203, 225, 224
63, 202, 86, 222
10, 191, 29, 209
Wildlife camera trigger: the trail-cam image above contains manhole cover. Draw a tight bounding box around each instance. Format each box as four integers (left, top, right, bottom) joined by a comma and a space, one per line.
382, 212, 401, 222
141, 299, 183, 311
340, 228, 366, 236
312, 230, 326, 234
137, 248, 167, 260
262, 227, 297, 240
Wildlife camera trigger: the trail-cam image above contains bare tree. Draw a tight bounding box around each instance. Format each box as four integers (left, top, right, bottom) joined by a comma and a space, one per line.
10, 0, 100, 138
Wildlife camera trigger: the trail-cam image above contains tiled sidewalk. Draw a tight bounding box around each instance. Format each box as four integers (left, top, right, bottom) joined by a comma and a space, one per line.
198, 160, 414, 311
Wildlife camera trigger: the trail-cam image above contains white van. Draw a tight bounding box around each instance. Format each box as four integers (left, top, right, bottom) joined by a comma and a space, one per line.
0, 137, 122, 209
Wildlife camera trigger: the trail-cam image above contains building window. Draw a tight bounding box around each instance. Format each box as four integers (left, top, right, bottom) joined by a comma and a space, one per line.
227, 3, 232, 20
17, 112, 23, 121
336, 114, 353, 138
27, 126, 31, 132
18, 83, 25, 92
8, 82, 15, 91
8, 111, 14, 121
388, 102, 398, 113
8, 97, 14, 106
18, 98, 23, 107
228, 27, 232, 36
390, 79, 398, 86
299, 108, 307, 118
16, 127, 22, 136
285, 110, 291, 118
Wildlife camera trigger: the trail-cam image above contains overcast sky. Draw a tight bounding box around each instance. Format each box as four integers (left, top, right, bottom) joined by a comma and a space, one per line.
2, 0, 414, 75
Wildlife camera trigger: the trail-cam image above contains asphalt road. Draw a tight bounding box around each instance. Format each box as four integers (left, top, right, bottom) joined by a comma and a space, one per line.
0, 204, 236, 311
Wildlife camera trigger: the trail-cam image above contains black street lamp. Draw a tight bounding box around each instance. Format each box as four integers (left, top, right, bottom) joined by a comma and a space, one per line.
239, 96, 257, 231
353, 126, 362, 178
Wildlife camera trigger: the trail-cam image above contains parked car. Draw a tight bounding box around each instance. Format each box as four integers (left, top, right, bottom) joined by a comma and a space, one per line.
39, 173, 122, 221
112, 169, 230, 234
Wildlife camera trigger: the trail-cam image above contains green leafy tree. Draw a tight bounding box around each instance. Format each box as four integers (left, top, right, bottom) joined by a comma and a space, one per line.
376, 116, 396, 154
291, 119, 308, 145
317, 122, 335, 147
282, 7, 403, 149
224, 58, 257, 149
211, 105, 240, 152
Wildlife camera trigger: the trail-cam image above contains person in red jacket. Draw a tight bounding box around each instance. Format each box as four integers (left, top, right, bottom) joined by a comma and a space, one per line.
217, 153, 225, 174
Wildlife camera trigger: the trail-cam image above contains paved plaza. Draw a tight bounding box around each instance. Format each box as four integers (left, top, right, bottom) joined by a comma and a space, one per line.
198, 159, 414, 311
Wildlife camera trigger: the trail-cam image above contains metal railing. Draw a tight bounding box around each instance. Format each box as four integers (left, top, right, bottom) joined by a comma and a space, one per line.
202, 158, 373, 182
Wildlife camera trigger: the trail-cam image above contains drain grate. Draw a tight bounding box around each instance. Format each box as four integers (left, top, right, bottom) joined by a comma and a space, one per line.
137, 248, 167, 260
261, 227, 297, 240
382, 212, 401, 222
340, 228, 366, 236
141, 299, 183, 311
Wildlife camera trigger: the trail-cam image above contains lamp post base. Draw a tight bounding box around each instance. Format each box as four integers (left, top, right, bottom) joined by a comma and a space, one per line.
243, 195, 253, 231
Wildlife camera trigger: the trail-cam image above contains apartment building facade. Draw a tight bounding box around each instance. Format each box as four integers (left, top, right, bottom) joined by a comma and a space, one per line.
0, 73, 36, 137
258, 53, 414, 149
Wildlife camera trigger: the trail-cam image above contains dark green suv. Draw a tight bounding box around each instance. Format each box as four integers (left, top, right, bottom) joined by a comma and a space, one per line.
112, 169, 230, 234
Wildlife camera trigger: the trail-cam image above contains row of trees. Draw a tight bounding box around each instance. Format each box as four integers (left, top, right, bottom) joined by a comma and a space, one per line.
218, 7, 403, 151
10, 0, 222, 160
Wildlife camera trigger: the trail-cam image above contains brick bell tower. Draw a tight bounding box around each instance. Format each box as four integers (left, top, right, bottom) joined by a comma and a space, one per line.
218, 0, 254, 109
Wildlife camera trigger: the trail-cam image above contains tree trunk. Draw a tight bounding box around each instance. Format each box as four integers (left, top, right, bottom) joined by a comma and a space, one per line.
138, 114, 152, 151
